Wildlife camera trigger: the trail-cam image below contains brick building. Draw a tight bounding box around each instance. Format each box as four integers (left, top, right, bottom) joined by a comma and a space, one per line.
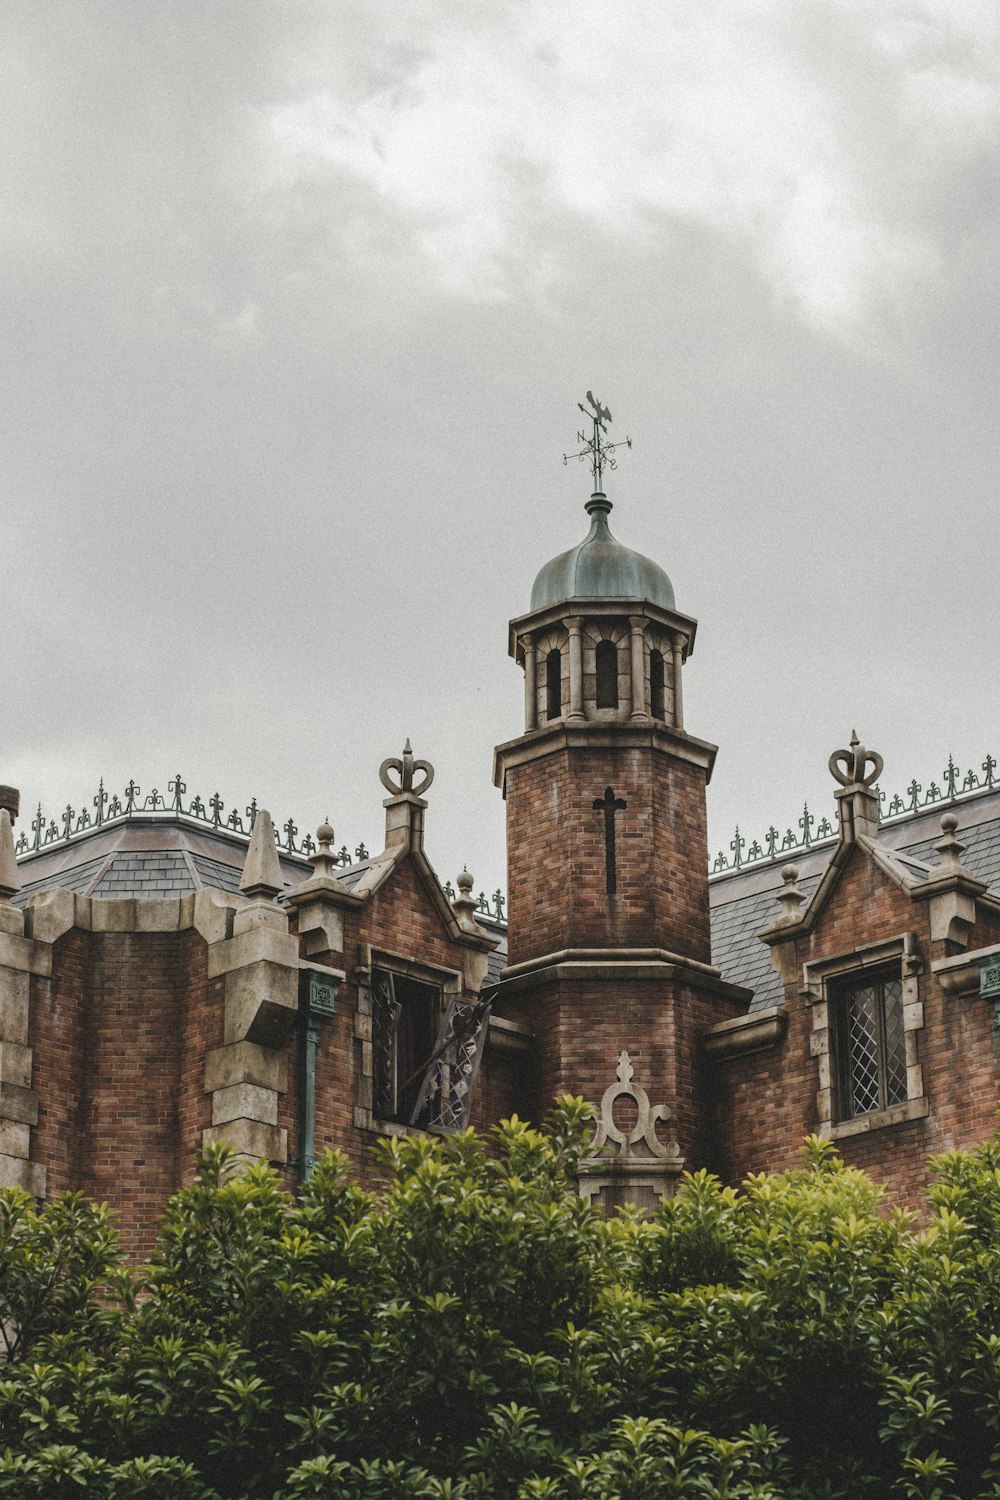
2, 467, 1000, 1253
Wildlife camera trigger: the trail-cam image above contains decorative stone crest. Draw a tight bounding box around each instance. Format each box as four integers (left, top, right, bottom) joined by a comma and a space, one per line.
590, 1050, 678, 1161
775, 864, 805, 925
935, 812, 967, 872
0, 810, 21, 904
452, 867, 480, 934
579, 1051, 683, 1214
309, 819, 339, 881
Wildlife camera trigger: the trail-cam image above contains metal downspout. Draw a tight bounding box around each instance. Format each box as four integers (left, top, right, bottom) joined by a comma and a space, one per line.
295, 968, 340, 1185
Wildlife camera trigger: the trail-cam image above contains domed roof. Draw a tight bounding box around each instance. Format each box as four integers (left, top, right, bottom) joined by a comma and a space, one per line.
530, 495, 675, 612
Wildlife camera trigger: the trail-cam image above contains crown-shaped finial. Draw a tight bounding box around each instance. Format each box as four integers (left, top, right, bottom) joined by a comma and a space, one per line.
829, 733, 883, 789
379, 741, 434, 799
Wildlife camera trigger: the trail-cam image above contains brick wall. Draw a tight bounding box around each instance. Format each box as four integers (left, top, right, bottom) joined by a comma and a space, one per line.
709, 845, 1000, 1209
500, 965, 741, 1162
26, 810, 1000, 1252
30, 927, 88, 1195
22, 856, 519, 1252
505, 745, 711, 966
31, 928, 206, 1260
284, 855, 515, 1191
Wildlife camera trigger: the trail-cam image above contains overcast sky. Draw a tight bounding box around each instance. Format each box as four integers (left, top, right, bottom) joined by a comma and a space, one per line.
4, 0, 1000, 894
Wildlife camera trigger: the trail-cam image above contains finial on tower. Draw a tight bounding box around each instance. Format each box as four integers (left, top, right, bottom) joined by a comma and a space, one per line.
563, 391, 632, 495
240, 807, 283, 901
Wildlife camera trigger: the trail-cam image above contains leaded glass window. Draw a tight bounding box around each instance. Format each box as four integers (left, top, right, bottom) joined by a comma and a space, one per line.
835, 970, 907, 1120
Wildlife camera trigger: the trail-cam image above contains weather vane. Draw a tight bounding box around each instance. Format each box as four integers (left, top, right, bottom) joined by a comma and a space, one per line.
563, 391, 632, 491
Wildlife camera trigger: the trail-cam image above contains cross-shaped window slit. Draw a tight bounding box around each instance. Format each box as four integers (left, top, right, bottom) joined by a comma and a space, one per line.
593, 786, 627, 895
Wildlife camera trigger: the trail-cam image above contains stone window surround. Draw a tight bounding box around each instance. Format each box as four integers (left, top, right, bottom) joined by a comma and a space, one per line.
802, 933, 927, 1141
353, 944, 462, 1138
531, 624, 569, 721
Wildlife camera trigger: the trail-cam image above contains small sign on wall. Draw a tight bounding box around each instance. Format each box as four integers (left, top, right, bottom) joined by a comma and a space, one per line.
304, 969, 338, 1018
979, 955, 1000, 999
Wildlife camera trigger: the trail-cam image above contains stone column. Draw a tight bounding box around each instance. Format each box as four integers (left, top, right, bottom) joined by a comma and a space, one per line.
523, 633, 537, 732
672, 634, 684, 730
628, 616, 646, 721
566, 618, 585, 722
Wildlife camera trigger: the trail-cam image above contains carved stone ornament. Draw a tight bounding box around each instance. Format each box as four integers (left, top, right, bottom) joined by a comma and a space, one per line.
589, 1051, 681, 1163
829, 730, 883, 789
379, 739, 434, 799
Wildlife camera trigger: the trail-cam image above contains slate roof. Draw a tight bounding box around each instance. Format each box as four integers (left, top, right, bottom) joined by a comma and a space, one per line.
11, 819, 312, 905
187, 853, 242, 895
708, 786, 1000, 1010
92, 850, 195, 897
710, 871, 824, 1012
10, 814, 507, 962
12, 783, 999, 1013
17, 853, 111, 904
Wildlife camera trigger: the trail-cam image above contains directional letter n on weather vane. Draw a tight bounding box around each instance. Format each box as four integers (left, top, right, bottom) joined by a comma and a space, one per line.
563, 391, 632, 491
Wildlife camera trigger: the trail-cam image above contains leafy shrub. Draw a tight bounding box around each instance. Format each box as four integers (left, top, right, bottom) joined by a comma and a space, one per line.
4, 1111, 1000, 1498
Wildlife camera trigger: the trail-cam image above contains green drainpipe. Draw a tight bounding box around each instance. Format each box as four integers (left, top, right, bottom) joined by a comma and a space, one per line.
296, 968, 340, 1183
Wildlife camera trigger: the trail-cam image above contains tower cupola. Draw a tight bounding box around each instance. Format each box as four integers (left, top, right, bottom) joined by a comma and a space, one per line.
493, 396, 741, 1178
530, 493, 676, 613
494, 389, 718, 953
508, 500, 696, 735
502, 396, 697, 735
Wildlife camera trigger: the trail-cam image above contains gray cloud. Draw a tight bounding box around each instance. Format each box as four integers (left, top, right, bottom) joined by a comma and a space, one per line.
3, 1, 1000, 890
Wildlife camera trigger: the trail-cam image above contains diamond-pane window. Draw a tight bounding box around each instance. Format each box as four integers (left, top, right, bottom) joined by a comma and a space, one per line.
836, 969, 909, 1120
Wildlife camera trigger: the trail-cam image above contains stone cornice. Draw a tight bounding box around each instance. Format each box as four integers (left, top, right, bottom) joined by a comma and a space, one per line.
908, 870, 988, 904
498, 946, 751, 1005
284, 877, 364, 913
508, 597, 698, 664
701, 1005, 787, 1060
493, 720, 718, 790
932, 942, 1000, 997
486, 1015, 533, 1056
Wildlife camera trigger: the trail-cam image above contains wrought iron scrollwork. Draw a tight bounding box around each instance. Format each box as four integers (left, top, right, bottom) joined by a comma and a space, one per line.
12, 775, 371, 864
14, 747, 998, 910
410, 986, 496, 1133
708, 753, 1000, 877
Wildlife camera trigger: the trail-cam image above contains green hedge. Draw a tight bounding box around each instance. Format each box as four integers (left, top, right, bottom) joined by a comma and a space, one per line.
2, 1103, 1000, 1498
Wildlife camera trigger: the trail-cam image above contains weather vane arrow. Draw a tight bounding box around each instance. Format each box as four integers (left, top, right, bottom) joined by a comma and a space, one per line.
563, 390, 631, 490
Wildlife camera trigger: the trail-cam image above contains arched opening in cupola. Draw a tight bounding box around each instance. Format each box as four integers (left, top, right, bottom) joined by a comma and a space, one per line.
546, 649, 562, 721
596, 640, 618, 710
650, 649, 665, 720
